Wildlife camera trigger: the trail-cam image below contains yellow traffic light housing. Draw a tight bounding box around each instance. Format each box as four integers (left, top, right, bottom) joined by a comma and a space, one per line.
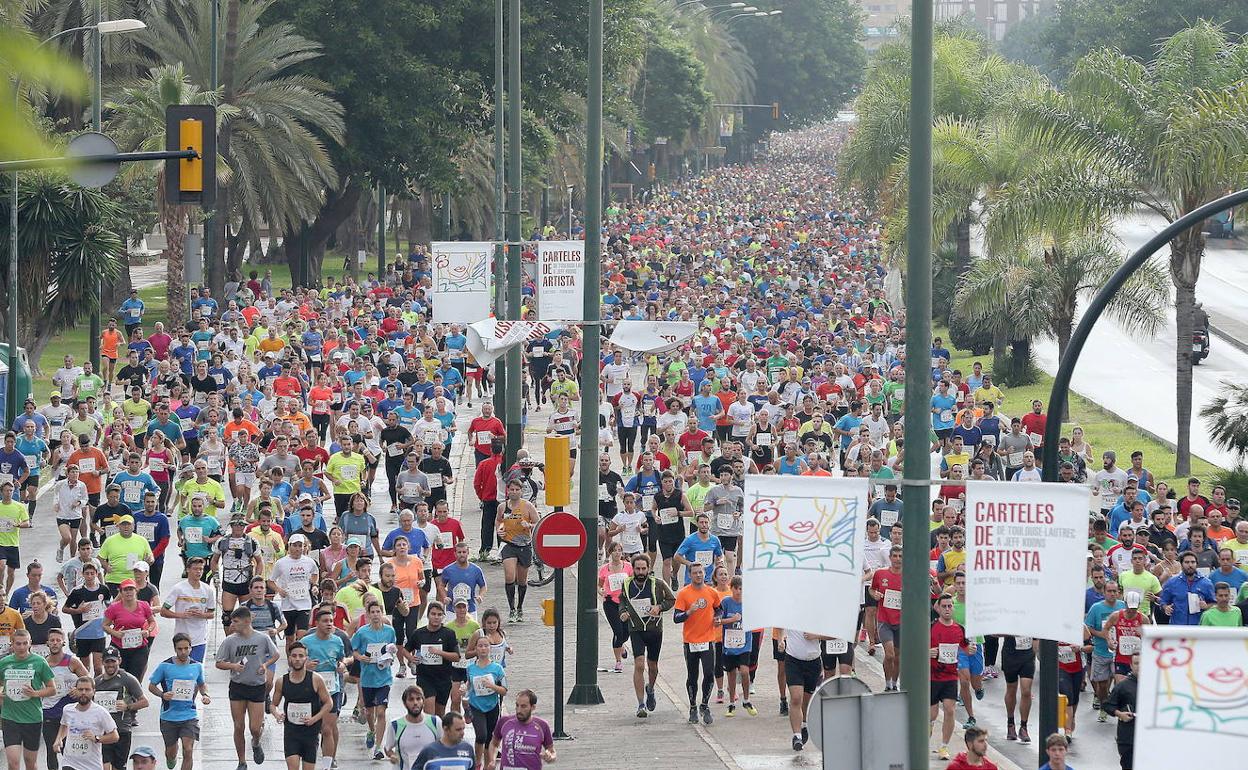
165, 105, 216, 205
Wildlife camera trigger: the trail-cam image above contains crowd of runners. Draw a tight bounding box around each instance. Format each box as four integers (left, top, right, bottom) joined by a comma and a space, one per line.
0, 123, 1231, 770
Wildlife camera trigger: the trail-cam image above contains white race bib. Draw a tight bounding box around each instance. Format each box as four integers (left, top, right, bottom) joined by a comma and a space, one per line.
724, 629, 747, 649
426, 475, 443, 489
1118, 634, 1141, 656
880, 508, 899, 527
171, 679, 195, 701
420, 645, 441, 665
137, 523, 156, 541
659, 507, 678, 525
65, 736, 91, 757
286, 702, 312, 725
121, 629, 143, 649
883, 589, 902, 610
716, 513, 735, 531
937, 643, 958, 664
83, 603, 103, 623
184, 528, 203, 545
607, 572, 625, 593
825, 639, 849, 655
471, 674, 494, 697
77, 458, 96, 474
4, 669, 32, 701
755, 433, 771, 447
1188, 592, 1203, 614
1057, 647, 1077, 665
93, 690, 118, 712
475, 431, 494, 445
1014, 636, 1033, 651
1007, 451, 1024, 467
688, 641, 709, 653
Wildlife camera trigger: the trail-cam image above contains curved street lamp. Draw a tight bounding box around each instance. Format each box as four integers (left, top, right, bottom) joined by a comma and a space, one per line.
708, 4, 755, 19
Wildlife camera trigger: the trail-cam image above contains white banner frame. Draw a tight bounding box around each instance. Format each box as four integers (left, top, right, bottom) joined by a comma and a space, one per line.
431, 241, 493, 323
742, 475, 867, 641
536, 240, 586, 322
964, 480, 1088, 644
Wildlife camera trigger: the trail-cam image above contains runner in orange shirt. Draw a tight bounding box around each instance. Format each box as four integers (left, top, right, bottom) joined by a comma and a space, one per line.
99, 317, 125, 390
674, 561, 723, 725
67, 437, 108, 509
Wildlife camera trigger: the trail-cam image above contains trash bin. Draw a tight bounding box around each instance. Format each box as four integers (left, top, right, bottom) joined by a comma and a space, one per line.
0, 344, 33, 427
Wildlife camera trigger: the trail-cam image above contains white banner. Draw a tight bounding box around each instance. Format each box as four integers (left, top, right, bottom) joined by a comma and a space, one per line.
964, 480, 1087, 644
466, 319, 562, 367
431, 241, 493, 323
1136, 626, 1248, 768
607, 321, 699, 354
742, 475, 866, 641
537, 240, 586, 321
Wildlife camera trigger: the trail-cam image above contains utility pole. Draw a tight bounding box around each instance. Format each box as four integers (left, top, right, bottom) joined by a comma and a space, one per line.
568, 0, 605, 707
87, 0, 105, 370
900, 2, 934, 770
503, 0, 523, 466
492, 0, 506, 421
200, 0, 219, 317
377, 184, 386, 276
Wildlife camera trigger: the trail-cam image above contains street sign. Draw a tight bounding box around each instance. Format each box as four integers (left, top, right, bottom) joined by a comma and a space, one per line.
66, 132, 120, 188
533, 511, 586, 570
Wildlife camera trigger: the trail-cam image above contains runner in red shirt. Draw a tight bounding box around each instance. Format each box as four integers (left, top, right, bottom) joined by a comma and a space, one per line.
869, 546, 904, 691
930, 593, 974, 761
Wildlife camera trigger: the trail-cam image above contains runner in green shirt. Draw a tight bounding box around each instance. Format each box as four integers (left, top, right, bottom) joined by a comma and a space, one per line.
0, 629, 57, 737
1200, 583, 1244, 626
72, 364, 105, 403
0, 482, 31, 590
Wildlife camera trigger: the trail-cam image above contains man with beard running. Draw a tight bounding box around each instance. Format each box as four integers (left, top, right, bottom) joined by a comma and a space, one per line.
269, 642, 333, 770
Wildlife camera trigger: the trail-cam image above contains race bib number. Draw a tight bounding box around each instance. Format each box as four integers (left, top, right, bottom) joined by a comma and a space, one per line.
755, 433, 771, 447
400, 588, 415, 604
452, 584, 471, 604
401, 482, 420, 499
121, 629, 143, 649
1057, 647, 1077, 665
475, 431, 494, 445
420, 645, 442, 665
937, 643, 958, 664
0, 519, 15, 534
65, 736, 91, 757
427, 475, 443, 489
171, 679, 195, 701
659, 507, 678, 525
148, 457, 165, 472
607, 572, 625, 593
724, 629, 747, 649
4, 670, 32, 701
339, 465, 359, 482
30, 645, 49, 659
77, 458, 96, 474
1007, 451, 1024, 467
883, 589, 902, 610
598, 484, 610, 502
641, 495, 655, 511
716, 513, 735, 531
84, 603, 103, 623
123, 487, 141, 504
1188, 592, 1203, 614
1014, 636, 1033, 651
387, 443, 406, 457
286, 702, 312, 725
322, 673, 340, 695
694, 550, 714, 567
631, 598, 652, 618
825, 639, 849, 655
93, 690, 118, 712
286, 581, 309, 601
939, 410, 953, 423
435, 533, 452, 550
184, 528, 203, 545
688, 642, 709, 653
880, 509, 899, 527
472, 674, 494, 697
137, 523, 156, 541
1118, 635, 1141, 656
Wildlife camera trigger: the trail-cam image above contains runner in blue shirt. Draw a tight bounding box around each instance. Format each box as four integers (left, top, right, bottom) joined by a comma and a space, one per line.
119, 290, 146, 332
673, 515, 723, 585
112, 455, 161, 513
718, 576, 757, 716
148, 633, 208, 764
351, 603, 398, 759
691, 384, 723, 433
439, 545, 487, 614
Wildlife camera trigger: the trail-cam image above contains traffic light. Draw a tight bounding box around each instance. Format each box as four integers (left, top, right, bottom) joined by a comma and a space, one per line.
542, 598, 557, 626
544, 435, 570, 507
772, 102, 780, 120
165, 104, 217, 205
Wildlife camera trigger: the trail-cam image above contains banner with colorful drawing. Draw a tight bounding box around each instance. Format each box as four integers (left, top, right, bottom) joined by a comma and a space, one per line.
431, 241, 493, 323
741, 475, 867, 641
964, 480, 1088, 645
1136, 626, 1248, 768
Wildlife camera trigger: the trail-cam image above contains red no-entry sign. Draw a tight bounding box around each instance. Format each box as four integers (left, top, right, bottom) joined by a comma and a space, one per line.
533, 511, 587, 569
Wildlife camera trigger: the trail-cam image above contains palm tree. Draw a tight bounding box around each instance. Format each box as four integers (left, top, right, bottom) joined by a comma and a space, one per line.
956, 232, 1169, 384
1, 0, 88, 159
107, 63, 219, 329
1201, 383, 1248, 463
130, 0, 345, 292
1015, 21, 1248, 475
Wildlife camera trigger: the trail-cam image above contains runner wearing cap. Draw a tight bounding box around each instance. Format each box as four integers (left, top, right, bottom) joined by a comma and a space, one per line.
92, 649, 147, 770
96, 518, 153, 588
270, 536, 319, 655
212, 518, 262, 631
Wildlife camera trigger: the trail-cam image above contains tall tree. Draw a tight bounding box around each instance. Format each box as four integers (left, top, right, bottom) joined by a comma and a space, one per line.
736, 0, 865, 128
1019, 22, 1248, 473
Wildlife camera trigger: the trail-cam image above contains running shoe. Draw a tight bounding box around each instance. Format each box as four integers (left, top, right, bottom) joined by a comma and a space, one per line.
792, 735, 803, 752
700, 704, 713, 725
1018, 725, 1031, 744
688, 707, 698, 724
1006, 723, 1017, 741
636, 705, 648, 718
372, 751, 384, 761
1097, 710, 1108, 723
252, 741, 264, 764
779, 698, 789, 716
613, 661, 624, 673
516, 608, 525, 623
743, 702, 758, 716
974, 688, 984, 701
963, 717, 977, 729
726, 704, 736, 717
396, 665, 408, 679
938, 746, 950, 761
800, 724, 808, 744
366, 731, 375, 749
715, 688, 724, 704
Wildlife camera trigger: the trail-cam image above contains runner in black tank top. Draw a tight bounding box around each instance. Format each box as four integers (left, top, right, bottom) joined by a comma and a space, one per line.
273, 644, 326, 770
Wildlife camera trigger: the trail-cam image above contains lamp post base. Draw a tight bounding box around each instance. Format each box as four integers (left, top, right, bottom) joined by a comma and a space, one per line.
567, 684, 604, 706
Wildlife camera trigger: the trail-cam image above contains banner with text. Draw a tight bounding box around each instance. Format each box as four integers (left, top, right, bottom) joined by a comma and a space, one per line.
607, 320, 699, 354
1136, 626, 1248, 769
431, 241, 493, 323
964, 480, 1087, 644
742, 475, 867, 641
537, 240, 586, 321
466, 319, 563, 368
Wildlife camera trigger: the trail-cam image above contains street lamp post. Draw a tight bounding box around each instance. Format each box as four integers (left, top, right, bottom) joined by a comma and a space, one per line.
491, 0, 506, 419
503, 0, 524, 467
8, 19, 145, 425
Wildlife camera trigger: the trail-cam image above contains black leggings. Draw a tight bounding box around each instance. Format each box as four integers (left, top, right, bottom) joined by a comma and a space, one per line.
603, 599, 628, 650
982, 636, 1000, 668
480, 500, 499, 552
312, 413, 330, 442
42, 719, 60, 770
120, 644, 151, 682
685, 645, 714, 706
385, 456, 405, 505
